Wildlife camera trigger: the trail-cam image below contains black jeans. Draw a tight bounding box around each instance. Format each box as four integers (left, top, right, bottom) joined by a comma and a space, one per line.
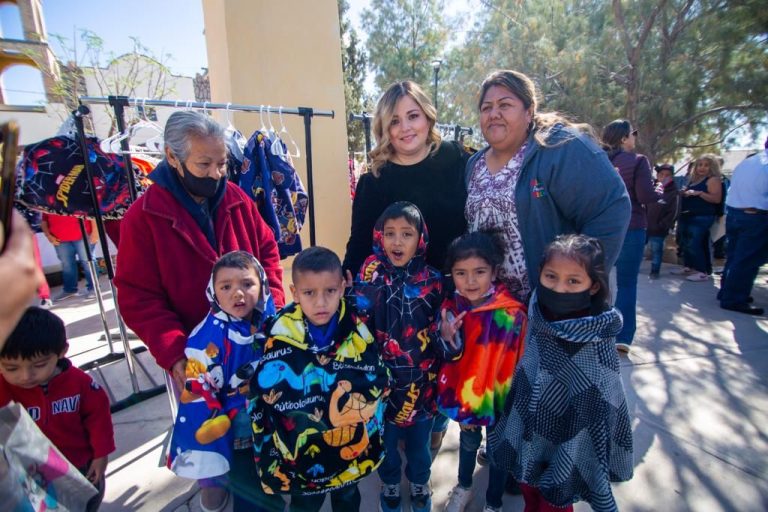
290, 484, 361, 512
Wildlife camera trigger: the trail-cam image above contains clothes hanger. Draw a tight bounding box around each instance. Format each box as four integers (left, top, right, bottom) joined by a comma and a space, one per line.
138, 98, 165, 153
259, 105, 269, 135
278, 106, 301, 159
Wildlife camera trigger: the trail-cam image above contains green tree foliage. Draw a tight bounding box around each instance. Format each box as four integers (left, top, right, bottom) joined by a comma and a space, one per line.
339, 0, 369, 152
440, 0, 766, 161
361, 0, 452, 95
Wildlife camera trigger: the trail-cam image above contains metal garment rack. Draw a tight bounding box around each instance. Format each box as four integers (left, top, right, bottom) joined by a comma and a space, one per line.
74, 96, 333, 411
80, 95, 334, 247
71, 105, 164, 413
348, 111, 473, 162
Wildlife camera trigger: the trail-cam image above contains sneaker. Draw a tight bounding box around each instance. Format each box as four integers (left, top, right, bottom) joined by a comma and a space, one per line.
410, 482, 432, 512
649, 272, 660, 280
199, 487, 229, 512
40, 298, 53, 309
78, 288, 96, 298
444, 485, 472, 512
53, 290, 76, 301
685, 272, 709, 282
476, 443, 488, 466
616, 342, 631, 353
483, 506, 503, 512
670, 266, 693, 275
380, 484, 401, 512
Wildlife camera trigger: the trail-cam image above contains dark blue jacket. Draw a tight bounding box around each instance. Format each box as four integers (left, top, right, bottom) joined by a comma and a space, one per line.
465, 125, 630, 271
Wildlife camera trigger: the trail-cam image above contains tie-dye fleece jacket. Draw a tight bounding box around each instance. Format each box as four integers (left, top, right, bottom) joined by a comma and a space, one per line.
437, 283, 527, 426
248, 299, 390, 495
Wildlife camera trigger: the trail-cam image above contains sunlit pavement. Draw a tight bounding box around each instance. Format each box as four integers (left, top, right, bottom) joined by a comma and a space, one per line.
55, 261, 768, 511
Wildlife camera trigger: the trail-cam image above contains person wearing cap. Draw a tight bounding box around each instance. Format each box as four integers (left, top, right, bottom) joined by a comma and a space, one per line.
718, 140, 768, 315
646, 164, 679, 279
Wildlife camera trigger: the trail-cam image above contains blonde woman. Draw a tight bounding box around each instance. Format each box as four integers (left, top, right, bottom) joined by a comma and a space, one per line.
342, 81, 469, 276
673, 154, 723, 281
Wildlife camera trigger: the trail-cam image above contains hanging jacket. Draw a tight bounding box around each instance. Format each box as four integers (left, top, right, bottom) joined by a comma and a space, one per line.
16, 135, 147, 220
168, 254, 275, 480
248, 300, 389, 495
351, 207, 443, 426
488, 291, 633, 512
436, 284, 527, 426
240, 131, 308, 258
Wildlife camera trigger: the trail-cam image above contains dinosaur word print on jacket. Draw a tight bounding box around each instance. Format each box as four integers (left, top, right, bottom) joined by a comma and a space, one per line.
249, 300, 390, 495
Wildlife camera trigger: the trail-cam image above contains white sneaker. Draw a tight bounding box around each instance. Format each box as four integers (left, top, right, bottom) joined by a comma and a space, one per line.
483, 506, 502, 512
616, 342, 631, 353
670, 266, 693, 275
444, 484, 472, 512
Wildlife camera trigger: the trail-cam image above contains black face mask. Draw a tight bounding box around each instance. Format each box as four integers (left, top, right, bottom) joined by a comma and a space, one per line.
179, 161, 219, 198
537, 285, 593, 318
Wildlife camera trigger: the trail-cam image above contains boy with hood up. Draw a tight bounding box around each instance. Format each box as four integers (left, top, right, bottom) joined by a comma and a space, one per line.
352, 201, 444, 512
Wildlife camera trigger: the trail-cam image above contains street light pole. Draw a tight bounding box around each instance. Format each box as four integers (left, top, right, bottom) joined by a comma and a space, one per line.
431, 59, 442, 113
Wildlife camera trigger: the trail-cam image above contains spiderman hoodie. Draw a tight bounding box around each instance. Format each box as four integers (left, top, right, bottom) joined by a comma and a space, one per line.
248, 299, 390, 495
352, 206, 444, 427
168, 254, 275, 480
436, 283, 527, 426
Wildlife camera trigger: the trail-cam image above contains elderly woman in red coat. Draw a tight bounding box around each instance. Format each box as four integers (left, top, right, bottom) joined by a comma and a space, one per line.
114, 111, 284, 390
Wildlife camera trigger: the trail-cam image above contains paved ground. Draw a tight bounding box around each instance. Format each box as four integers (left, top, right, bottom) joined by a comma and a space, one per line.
53, 260, 768, 511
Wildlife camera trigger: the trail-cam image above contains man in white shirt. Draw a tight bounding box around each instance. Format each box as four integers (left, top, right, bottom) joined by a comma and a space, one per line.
718, 139, 768, 315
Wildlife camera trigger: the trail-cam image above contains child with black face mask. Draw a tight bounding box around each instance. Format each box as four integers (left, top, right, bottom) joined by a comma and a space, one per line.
488, 234, 633, 512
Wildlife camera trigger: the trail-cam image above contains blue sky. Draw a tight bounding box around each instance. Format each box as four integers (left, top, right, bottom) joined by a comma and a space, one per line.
1, 0, 207, 104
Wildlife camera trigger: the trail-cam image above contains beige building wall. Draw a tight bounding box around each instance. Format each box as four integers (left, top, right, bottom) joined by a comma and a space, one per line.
202, 0, 351, 293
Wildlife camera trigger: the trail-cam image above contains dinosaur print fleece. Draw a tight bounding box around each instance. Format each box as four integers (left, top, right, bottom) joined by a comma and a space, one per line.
351, 205, 443, 426
248, 299, 390, 495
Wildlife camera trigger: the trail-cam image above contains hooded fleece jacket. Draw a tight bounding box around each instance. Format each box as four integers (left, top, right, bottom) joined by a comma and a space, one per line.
351, 205, 443, 426
436, 283, 527, 426
114, 160, 284, 371
248, 300, 389, 495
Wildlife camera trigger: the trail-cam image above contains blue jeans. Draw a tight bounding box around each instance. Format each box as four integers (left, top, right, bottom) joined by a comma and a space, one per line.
719, 208, 768, 307
647, 235, 666, 274
615, 228, 646, 345
678, 215, 715, 274
378, 419, 432, 486
458, 426, 505, 509
54, 240, 95, 293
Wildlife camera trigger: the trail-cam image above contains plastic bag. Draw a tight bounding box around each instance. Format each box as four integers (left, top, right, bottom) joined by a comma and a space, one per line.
0, 402, 97, 511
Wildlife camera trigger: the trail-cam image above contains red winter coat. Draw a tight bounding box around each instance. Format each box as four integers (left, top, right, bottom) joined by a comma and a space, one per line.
0, 359, 115, 469
114, 182, 285, 371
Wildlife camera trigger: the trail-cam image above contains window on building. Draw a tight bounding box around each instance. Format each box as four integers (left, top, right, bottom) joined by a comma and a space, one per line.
1, 63, 46, 105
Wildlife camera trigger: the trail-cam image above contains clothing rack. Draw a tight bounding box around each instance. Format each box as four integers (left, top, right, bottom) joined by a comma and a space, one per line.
348, 112, 474, 160
80, 95, 335, 246
73, 96, 333, 412
71, 105, 164, 413
348, 112, 373, 160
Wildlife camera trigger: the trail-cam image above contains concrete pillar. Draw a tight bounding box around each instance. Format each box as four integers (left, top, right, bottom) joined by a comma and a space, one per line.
202, 0, 351, 288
